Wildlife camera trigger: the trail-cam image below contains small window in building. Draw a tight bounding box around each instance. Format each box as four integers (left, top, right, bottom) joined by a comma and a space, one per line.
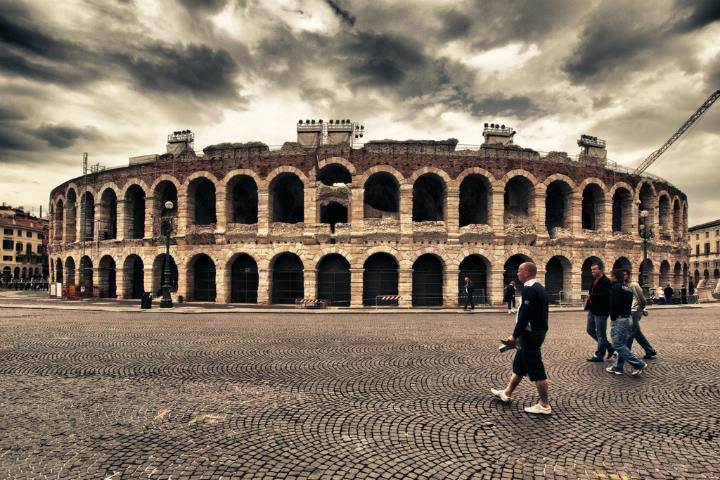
2, 239, 12, 250
26, 244, 31, 254
3, 228, 12, 235
706, 231, 710, 238
705, 243, 711, 254
716, 241, 719, 253
26, 231, 32, 238
15, 242, 22, 251
2, 255, 12, 261
696, 233, 700, 240
37, 244, 42, 253
696, 245, 700, 256
38, 233, 44, 239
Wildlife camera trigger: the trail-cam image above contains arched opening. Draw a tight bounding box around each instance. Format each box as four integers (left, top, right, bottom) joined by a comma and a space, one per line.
153, 181, 178, 236
703, 269, 710, 282
612, 188, 632, 233
190, 254, 216, 301
189, 178, 217, 226
672, 199, 681, 239
582, 184, 604, 230
638, 183, 656, 234
659, 260, 671, 287
99, 189, 117, 240
504, 254, 532, 292
363, 253, 398, 306
459, 175, 489, 226
412, 254, 443, 306
412, 174, 445, 222
98, 255, 116, 298
504, 176, 533, 224
581, 256, 603, 291
21, 267, 27, 280
2, 266, 11, 283
80, 192, 95, 242
123, 255, 144, 299
227, 175, 257, 224
545, 180, 572, 233
317, 254, 351, 306
458, 255, 488, 305
364, 172, 399, 219
270, 173, 304, 223
230, 254, 258, 303
54, 200, 64, 241
271, 253, 303, 304
55, 258, 63, 284
613, 257, 632, 275
65, 189, 77, 243
693, 269, 700, 287
65, 257, 76, 286
13, 267, 20, 280
674, 262, 682, 288
318, 164, 352, 186
320, 202, 348, 233
125, 185, 146, 239
152, 254, 178, 297
638, 259, 655, 288
658, 195, 671, 239
545, 256, 571, 303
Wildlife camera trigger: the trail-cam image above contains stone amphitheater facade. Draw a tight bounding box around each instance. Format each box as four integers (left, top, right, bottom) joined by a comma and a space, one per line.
47, 127, 690, 307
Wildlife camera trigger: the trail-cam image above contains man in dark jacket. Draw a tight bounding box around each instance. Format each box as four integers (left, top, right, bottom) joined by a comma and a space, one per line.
664, 284, 674, 305
463, 276, 475, 310
503, 281, 516, 314
585, 260, 613, 362
606, 269, 647, 375
491, 262, 551, 415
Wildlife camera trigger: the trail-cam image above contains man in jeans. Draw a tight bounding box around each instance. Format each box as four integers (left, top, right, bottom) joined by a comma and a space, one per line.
623, 270, 657, 359
463, 276, 475, 310
606, 269, 647, 375
585, 260, 613, 362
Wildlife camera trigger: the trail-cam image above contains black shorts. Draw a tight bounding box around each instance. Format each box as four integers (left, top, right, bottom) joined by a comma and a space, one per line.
512, 329, 547, 382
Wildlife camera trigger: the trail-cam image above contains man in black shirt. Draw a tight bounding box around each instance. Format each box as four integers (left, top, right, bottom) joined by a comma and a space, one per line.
463, 276, 475, 310
491, 262, 551, 415
606, 269, 647, 376
585, 260, 614, 362
664, 284, 674, 305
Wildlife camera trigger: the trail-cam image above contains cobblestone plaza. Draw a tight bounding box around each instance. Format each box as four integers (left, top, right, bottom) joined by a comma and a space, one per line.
1, 302, 718, 479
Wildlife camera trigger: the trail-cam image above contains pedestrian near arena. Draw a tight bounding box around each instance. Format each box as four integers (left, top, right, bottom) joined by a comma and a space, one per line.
606, 269, 647, 376
491, 262, 551, 415
623, 270, 657, 359
585, 260, 614, 362
463, 276, 475, 310
503, 281, 516, 314
664, 284, 674, 305
681, 284, 688, 304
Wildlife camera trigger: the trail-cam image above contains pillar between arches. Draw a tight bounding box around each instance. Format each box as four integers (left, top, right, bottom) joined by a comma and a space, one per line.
176, 193, 188, 237
350, 267, 363, 307
398, 267, 412, 307
534, 192, 548, 237
601, 198, 612, 234
399, 184, 413, 240
304, 186, 317, 240
257, 190, 269, 238
215, 187, 227, 233
257, 268, 270, 304
350, 188, 364, 237
445, 268, 460, 307
569, 192, 582, 234
215, 267, 226, 303
446, 191, 460, 238
488, 269, 505, 305
305, 268, 317, 299
491, 190, 504, 233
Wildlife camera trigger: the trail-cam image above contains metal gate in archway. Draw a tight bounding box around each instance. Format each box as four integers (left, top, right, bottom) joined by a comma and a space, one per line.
231, 255, 258, 303
363, 253, 398, 306
272, 254, 303, 304
193, 256, 216, 301
412, 254, 443, 306
317, 255, 351, 306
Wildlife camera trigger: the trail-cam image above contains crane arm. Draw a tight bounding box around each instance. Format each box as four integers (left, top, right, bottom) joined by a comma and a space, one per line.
634, 89, 720, 175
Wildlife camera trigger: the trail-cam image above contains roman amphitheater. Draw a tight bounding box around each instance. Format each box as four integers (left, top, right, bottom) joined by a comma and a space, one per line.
47, 121, 689, 307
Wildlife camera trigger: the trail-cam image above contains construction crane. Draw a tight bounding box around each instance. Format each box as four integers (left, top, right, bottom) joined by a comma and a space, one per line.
634, 89, 720, 175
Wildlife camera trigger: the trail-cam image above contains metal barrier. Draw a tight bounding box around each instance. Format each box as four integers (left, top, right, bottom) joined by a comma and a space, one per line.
375, 295, 402, 307
558, 291, 587, 307
294, 298, 327, 309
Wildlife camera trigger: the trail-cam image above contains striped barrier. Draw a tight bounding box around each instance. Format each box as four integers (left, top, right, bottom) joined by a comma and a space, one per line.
375, 295, 402, 307
294, 298, 327, 309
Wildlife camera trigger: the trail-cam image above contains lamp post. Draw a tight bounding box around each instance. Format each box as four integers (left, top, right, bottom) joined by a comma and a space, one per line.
638, 209, 654, 300
160, 201, 174, 308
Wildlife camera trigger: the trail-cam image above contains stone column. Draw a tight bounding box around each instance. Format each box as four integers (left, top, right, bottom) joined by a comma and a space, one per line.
144, 197, 154, 240
116, 267, 127, 298
350, 267, 364, 307
399, 184, 413, 241
534, 192, 548, 237
488, 268, 505, 305
490, 189, 504, 234
257, 268, 270, 304
445, 268, 460, 307
304, 183, 317, 242
398, 267, 412, 307
115, 200, 126, 241
350, 186, 364, 240
176, 193, 188, 237
569, 193, 582, 234
257, 189, 270, 238
215, 186, 227, 234
215, 267, 226, 303
221, 267, 232, 303
446, 190, 460, 244
601, 198, 612, 234
304, 269, 317, 299
143, 262, 153, 296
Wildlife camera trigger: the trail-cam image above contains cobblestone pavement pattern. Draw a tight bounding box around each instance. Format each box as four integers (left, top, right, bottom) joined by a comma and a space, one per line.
1, 305, 719, 479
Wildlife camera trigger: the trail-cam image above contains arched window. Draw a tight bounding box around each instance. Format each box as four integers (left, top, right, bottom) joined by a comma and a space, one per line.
271, 253, 303, 303
189, 178, 217, 226
412, 174, 445, 222
270, 174, 304, 223
504, 177, 533, 224
412, 254, 443, 306
363, 253, 398, 306
317, 254, 351, 306
459, 175, 489, 226
364, 172, 399, 219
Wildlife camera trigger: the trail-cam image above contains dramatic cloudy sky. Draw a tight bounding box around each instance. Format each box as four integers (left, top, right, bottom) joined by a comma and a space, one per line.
1, 0, 719, 224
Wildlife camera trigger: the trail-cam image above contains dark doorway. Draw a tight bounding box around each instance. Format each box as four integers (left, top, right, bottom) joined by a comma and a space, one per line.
231, 254, 258, 303
459, 175, 489, 226
65, 257, 76, 286
412, 174, 445, 222
272, 253, 304, 304
364, 173, 398, 217
504, 177, 532, 223
229, 176, 258, 224
192, 255, 216, 301
271, 174, 304, 223
100, 189, 117, 240
55, 259, 63, 284
545, 257, 564, 303
458, 255, 488, 305
190, 178, 217, 225
582, 185, 601, 230
153, 181, 178, 236
126, 185, 146, 239
80, 192, 95, 242
412, 254, 443, 306
613, 257, 632, 274
317, 254, 351, 306
124, 255, 144, 299
99, 255, 116, 298
504, 254, 530, 291
545, 181, 570, 231
363, 253, 398, 306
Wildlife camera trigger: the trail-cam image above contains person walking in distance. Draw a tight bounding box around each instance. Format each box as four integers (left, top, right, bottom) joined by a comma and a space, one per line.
681, 284, 688, 304
491, 262, 551, 414
585, 260, 614, 362
504, 280, 516, 314
463, 276, 475, 310
606, 269, 648, 375
664, 284, 674, 305
623, 269, 657, 359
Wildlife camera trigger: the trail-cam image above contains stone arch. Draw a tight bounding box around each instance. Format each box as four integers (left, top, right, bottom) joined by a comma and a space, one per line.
187, 253, 217, 302
148, 175, 182, 197
318, 157, 356, 176
408, 167, 453, 186
503, 173, 536, 225
65, 188, 78, 243
412, 253, 444, 306
187, 176, 217, 226
459, 173, 491, 226
412, 172, 446, 222
64, 256, 76, 286
151, 253, 178, 297
123, 183, 146, 239
317, 253, 351, 306
611, 185, 633, 233
79, 191, 95, 242
358, 165, 405, 186
317, 162, 353, 186
581, 256, 604, 291
122, 254, 144, 299
503, 253, 533, 290
54, 258, 63, 284
151, 179, 179, 237
612, 256, 632, 275
269, 172, 304, 223
54, 198, 64, 241
458, 254, 490, 305
659, 259, 672, 287
581, 181, 606, 231
545, 178, 574, 234
225, 173, 258, 225
98, 255, 116, 298
545, 255, 572, 304
265, 166, 309, 186
453, 167, 497, 189
672, 197, 682, 239
98, 187, 118, 240
270, 252, 304, 304
364, 171, 400, 219
363, 251, 399, 306
310, 246, 354, 269
657, 192, 672, 239
227, 253, 258, 303
637, 182, 657, 234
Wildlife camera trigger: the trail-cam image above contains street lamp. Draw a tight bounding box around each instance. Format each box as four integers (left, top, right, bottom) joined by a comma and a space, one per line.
160, 200, 174, 308
638, 209, 654, 300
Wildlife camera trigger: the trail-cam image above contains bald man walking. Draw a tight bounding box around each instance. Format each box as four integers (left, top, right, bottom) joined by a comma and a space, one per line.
491, 262, 551, 414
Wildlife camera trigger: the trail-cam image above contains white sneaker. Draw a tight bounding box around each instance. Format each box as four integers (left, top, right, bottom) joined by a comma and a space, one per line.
491, 388, 511, 403
631, 364, 647, 376
524, 403, 552, 415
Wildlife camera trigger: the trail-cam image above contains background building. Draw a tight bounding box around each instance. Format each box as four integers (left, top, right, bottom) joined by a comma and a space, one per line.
689, 219, 720, 294
1, 205, 49, 284
47, 123, 690, 306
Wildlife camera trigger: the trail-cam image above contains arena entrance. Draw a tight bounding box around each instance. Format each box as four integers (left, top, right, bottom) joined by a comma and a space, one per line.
124, 255, 144, 299
504, 254, 531, 292
545, 256, 570, 304
363, 253, 398, 306
412, 254, 443, 306
98, 256, 116, 298
152, 254, 178, 297
317, 254, 351, 306
458, 255, 488, 305
192, 255, 216, 302
272, 253, 303, 304
230, 254, 258, 303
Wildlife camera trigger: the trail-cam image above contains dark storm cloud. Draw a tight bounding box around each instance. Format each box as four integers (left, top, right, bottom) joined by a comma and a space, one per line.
0, 105, 28, 122
30, 123, 101, 149
0, 50, 99, 86
113, 43, 242, 102
0, 10, 70, 58
178, 0, 230, 13
672, 0, 720, 32
470, 95, 540, 117
325, 0, 355, 27
707, 54, 720, 90
438, 10, 472, 41
342, 32, 427, 87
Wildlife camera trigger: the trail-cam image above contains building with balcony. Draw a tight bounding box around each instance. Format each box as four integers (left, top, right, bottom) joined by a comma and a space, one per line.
689, 219, 720, 293
0, 205, 49, 283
